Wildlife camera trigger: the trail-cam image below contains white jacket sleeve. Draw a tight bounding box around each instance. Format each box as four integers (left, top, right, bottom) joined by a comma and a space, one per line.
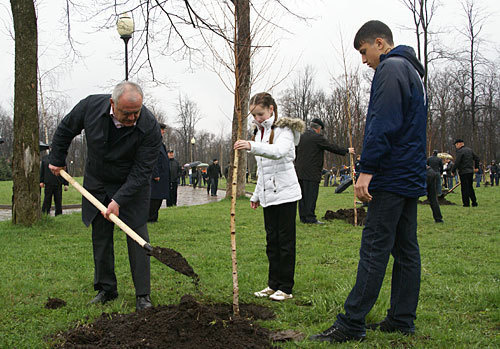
248, 128, 294, 160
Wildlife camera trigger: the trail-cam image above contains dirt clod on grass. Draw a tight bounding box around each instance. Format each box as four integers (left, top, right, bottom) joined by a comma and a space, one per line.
45, 297, 67, 309
324, 207, 366, 226
150, 247, 199, 285
54, 295, 276, 348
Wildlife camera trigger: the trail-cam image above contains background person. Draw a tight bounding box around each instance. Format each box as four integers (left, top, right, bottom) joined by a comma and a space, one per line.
311, 20, 427, 343
167, 150, 181, 206
426, 166, 443, 223
207, 158, 222, 196
427, 150, 443, 195
451, 138, 479, 207
49, 81, 161, 311
488, 160, 498, 186
40, 150, 68, 216
234, 92, 304, 302
148, 124, 170, 222
295, 118, 354, 224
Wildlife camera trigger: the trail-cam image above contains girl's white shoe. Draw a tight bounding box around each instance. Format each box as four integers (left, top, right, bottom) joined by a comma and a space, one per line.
269, 290, 293, 301
254, 287, 275, 297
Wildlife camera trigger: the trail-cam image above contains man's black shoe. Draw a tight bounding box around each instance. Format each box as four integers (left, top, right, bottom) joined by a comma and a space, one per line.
472, 202, 478, 207
136, 295, 152, 311
89, 290, 118, 305
435, 219, 444, 223
366, 319, 414, 335
309, 325, 365, 343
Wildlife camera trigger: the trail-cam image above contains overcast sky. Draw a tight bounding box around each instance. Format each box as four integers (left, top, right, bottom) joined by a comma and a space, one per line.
0, 0, 499, 136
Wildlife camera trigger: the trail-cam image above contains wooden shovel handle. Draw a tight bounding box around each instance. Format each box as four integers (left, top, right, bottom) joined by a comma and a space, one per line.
59, 169, 151, 251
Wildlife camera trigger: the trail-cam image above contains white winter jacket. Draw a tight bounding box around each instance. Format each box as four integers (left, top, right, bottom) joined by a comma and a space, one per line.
248, 115, 305, 207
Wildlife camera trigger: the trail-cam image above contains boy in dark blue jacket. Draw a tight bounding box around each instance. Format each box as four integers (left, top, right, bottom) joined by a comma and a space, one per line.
311, 20, 427, 343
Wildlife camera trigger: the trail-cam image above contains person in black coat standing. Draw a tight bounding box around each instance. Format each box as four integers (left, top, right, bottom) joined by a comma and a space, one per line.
149, 124, 170, 221
426, 166, 443, 223
207, 158, 222, 196
40, 151, 68, 216
451, 139, 479, 207
167, 150, 181, 206
295, 118, 354, 224
427, 150, 443, 195
49, 81, 162, 311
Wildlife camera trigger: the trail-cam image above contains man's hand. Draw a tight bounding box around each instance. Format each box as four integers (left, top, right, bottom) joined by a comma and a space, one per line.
250, 201, 260, 209
64, 185, 68, 191
49, 164, 64, 176
40, 183, 44, 188
348, 147, 355, 154
103, 200, 120, 221
154, 177, 160, 181
354, 173, 373, 202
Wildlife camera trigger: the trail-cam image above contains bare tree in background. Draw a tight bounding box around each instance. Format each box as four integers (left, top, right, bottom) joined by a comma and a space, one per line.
176, 95, 201, 162
10, 0, 40, 225
459, 0, 488, 150
280, 65, 316, 121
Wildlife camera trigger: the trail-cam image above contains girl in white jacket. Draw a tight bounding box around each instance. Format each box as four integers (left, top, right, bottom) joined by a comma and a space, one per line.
234, 92, 304, 301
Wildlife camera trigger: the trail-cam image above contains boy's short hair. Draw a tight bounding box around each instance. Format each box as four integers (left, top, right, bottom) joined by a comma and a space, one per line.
354, 20, 394, 50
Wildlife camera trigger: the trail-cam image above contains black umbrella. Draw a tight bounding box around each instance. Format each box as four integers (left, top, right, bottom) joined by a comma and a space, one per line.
335, 178, 353, 194
188, 161, 201, 168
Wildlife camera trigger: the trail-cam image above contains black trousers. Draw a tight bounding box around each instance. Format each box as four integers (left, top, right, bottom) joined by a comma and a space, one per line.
208, 177, 218, 196
167, 182, 178, 206
298, 179, 319, 223
148, 199, 163, 222
42, 184, 63, 216
91, 213, 151, 296
426, 172, 442, 222
263, 201, 297, 294
459, 173, 477, 206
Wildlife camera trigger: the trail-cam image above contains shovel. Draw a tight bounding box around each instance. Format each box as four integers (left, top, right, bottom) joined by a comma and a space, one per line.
59, 169, 199, 284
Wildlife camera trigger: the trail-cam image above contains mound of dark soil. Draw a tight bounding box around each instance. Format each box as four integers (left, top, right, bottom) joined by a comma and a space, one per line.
419, 197, 455, 205
323, 207, 366, 226
45, 297, 67, 309
53, 295, 276, 348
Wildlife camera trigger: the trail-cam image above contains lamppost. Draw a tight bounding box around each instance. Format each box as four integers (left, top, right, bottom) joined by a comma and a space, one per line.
116, 13, 134, 81
190, 137, 196, 162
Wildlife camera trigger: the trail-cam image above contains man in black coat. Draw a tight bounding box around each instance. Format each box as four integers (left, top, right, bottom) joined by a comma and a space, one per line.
49, 81, 162, 311
149, 124, 170, 221
40, 151, 68, 216
295, 118, 354, 224
207, 158, 222, 196
426, 166, 443, 223
451, 138, 479, 207
167, 150, 181, 206
427, 150, 443, 195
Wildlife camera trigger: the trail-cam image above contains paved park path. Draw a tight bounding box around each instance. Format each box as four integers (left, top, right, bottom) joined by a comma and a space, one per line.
0, 185, 225, 222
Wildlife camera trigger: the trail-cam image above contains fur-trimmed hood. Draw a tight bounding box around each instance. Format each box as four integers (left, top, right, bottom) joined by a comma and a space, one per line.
252, 116, 305, 145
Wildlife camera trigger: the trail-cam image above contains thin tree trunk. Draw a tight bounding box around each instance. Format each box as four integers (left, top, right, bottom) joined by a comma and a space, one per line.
10, 0, 40, 225
226, 0, 250, 199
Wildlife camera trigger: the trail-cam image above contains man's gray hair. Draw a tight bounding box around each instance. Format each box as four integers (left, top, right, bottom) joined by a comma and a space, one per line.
112, 81, 144, 103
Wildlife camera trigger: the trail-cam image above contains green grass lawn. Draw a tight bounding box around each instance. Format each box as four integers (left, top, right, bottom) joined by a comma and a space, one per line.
0, 182, 498, 348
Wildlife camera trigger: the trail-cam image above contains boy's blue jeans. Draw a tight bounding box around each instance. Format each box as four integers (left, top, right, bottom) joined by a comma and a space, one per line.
335, 191, 421, 336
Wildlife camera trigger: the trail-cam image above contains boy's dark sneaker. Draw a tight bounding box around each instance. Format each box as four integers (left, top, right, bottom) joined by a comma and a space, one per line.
366, 319, 414, 335
309, 325, 365, 343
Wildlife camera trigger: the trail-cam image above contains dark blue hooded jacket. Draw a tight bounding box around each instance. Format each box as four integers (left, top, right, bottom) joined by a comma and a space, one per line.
359, 45, 427, 198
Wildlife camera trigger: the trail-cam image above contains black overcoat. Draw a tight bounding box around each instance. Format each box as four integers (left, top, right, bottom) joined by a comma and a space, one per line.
150, 144, 170, 200
295, 128, 348, 182
50, 94, 161, 229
